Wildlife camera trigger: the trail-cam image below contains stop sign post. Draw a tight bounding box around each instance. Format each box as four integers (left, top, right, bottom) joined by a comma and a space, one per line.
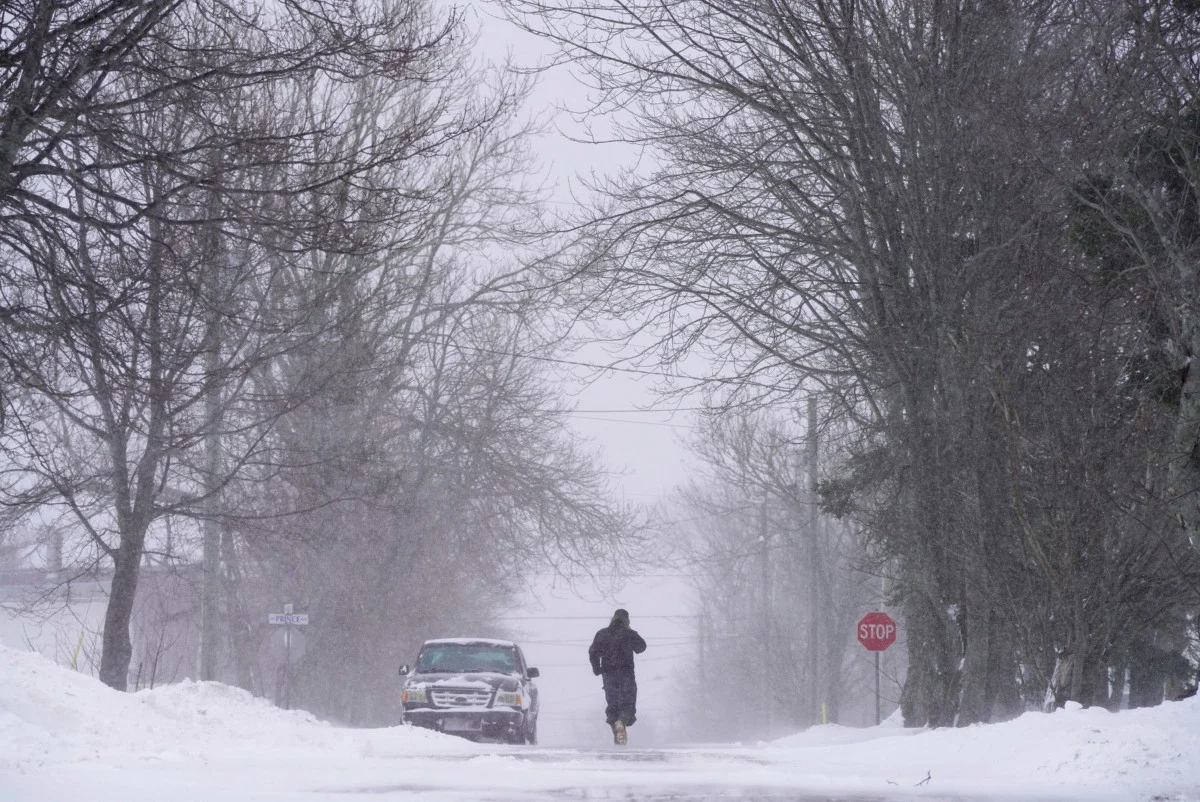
857, 612, 897, 725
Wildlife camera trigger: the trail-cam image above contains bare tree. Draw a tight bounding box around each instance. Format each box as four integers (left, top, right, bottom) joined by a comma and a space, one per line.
501, 0, 1200, 724
183, 48, 642, 718
0, 0, 520, 690
499, 0, 1074, 725
668, 410, 876, 738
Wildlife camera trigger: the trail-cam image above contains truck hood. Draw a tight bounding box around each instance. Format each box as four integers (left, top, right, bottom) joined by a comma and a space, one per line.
405, 672, 523, 692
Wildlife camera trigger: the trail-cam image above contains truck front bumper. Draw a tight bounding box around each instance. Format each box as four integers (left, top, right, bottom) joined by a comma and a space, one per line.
402, 707, 526, 740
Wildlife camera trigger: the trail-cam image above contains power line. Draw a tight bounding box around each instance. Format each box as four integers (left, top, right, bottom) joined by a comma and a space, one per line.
572, 415, 693, 429
569, 407, 708, 414
454, 343, 790, 391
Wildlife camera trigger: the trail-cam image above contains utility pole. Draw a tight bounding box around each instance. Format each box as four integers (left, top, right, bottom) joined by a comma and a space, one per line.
760, 495, 773, 735
807, 396, 820, 725
198, 296, 222, 680
198, 178, 224, 683
698, 609, 708, 734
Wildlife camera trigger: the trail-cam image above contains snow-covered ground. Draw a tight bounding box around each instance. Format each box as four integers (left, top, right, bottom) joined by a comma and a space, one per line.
1, 644, 1196, 801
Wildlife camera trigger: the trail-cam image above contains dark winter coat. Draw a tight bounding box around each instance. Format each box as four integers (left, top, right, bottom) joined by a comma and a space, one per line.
589, 618, 647, 676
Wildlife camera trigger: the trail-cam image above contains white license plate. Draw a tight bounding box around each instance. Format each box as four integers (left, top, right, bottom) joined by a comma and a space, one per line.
442, 719, 481, 732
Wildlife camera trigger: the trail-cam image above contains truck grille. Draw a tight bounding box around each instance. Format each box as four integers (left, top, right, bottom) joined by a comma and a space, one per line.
430, 688, 492, 708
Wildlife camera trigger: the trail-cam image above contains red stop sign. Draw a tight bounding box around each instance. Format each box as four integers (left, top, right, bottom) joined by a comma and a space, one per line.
857, 612, 897, 651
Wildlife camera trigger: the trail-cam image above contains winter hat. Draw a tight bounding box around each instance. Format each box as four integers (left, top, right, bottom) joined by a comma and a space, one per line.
612, 608, 630, 625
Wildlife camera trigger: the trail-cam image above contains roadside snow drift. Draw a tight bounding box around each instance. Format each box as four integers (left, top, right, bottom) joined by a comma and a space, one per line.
1, 644, 1197, 801
767, 702, 1199, 799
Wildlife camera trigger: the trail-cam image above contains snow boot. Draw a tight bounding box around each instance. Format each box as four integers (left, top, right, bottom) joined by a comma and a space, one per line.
613, 720, 627, 745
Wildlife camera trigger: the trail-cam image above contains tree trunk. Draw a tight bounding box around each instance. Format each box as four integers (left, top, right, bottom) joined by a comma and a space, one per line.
959, 403, 997, 726
1107, 660, 1127, 711
1128, 647, 1166, 708
1167, 320, 1200, 549
1043, 654, 1068, 712
221, 527, 258, 692
986, 614, 1023, 721
957, 580, 993, 725
99, 541, 145, 690
1081, 652, 1109, 708
900, 590, 959, 727
1067, 594, 1088, 704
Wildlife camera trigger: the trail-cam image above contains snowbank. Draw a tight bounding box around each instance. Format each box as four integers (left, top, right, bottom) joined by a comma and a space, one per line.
766, 697, 1200, 799
0, 645, 475, 775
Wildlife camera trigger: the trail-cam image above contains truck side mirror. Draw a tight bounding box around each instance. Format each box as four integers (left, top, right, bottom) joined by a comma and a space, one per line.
399, 664, 410, 676
526, 667, 539, 678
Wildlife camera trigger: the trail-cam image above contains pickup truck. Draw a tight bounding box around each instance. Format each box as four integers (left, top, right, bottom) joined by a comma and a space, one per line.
399, 638, 540, 744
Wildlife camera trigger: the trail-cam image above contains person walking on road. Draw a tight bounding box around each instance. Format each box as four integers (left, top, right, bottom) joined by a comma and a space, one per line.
589, 608, 647, 745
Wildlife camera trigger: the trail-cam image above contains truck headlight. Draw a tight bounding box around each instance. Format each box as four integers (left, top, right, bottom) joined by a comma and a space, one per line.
402, 687, 428, 704
493, 691, 522, 707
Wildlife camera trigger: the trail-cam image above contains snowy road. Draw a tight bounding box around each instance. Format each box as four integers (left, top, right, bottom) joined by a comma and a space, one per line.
5, 741, 999, 802
307, 745, 896, 799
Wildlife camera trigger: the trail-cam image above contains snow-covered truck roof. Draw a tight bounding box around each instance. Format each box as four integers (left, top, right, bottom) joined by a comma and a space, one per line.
420, 638, 518, 648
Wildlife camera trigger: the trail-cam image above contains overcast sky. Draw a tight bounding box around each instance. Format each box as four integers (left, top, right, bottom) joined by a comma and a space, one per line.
469, 4, 702, 501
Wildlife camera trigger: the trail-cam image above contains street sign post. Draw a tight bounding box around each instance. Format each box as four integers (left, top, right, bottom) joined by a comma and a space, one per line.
269, 605, 309, 710
857, 612, 897, 725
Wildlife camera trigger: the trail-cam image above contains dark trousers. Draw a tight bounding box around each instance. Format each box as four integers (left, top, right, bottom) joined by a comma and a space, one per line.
602, 668, 638, 726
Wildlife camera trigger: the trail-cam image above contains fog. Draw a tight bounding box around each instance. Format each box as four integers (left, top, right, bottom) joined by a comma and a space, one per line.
0, 0, 1196, 749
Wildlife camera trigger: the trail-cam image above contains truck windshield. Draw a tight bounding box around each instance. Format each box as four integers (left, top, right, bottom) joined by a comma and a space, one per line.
416, 643, 519, 674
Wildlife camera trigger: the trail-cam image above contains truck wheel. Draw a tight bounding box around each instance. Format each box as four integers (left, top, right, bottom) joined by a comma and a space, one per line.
524, 720, 537, 745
